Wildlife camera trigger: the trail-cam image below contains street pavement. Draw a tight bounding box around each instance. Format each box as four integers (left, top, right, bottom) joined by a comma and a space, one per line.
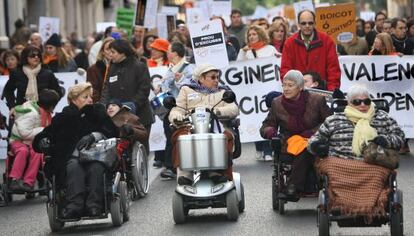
0, 142, 413, 236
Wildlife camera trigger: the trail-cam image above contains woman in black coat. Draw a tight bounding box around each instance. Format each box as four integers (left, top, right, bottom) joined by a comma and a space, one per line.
100, 39, 153, 150
2, 45, 63, 111
34, 82, 118, 219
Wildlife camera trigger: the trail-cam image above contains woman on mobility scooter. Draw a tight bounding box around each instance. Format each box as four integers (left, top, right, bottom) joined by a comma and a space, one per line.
169, 64, 239, 185
6, 89, 60, 193
33, 82, 119, 219
308, 84, 405, 235
261, 70, 331, 199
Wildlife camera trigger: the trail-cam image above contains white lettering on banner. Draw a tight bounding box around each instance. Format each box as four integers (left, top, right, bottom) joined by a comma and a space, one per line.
0, 72, 85, 159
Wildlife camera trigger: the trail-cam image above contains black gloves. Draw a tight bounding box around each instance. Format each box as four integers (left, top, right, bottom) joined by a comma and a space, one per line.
372, 136, 388, 147
76, 134, 95, 150
121, 124, 134, 136
37, 137, 51, 153
310, 140, 329, 158
332, 88, 345, 99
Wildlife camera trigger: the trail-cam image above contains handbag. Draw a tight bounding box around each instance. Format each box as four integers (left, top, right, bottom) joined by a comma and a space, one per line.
79, 138, 118, 169
362, 142, 399, 169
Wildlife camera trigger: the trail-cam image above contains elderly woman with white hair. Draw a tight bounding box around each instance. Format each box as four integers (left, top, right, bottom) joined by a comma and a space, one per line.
260, 69, 331, 197
308, 84, 405, 160
169, 64, 239, 186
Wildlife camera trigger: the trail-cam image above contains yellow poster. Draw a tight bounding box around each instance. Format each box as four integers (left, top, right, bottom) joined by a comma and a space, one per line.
315, 3, 356, 44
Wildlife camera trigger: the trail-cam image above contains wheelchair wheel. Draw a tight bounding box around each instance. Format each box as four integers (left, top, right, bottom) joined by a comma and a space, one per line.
119, 181, 130, 222
318, 208, 330, 236
226, 189, 239, 221
272, 176, 279, 210
390, 189, 403, 236
131, 142, 149, 198
238, 182, 245, 213
110, 196, 123, 226
1, 183, 13, 204
47, 203, 64, 232
172, 192, 186, 224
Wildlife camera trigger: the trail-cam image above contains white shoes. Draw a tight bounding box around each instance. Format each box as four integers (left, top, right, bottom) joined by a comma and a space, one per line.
264, 155, 273, 162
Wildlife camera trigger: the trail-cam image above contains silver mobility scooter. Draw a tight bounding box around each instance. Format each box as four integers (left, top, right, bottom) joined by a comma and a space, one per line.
166, 91, 245, 223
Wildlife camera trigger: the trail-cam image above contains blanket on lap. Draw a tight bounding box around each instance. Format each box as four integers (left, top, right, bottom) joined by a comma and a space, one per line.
317, 157, 391, 222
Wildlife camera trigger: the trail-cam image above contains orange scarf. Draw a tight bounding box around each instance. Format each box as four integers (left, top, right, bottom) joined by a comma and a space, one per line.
43, 55, 58, 64
147, 59, 169, 68
249, 41, 266, 50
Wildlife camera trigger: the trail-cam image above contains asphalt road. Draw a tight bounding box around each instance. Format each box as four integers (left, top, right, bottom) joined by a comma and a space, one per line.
0, 142, 413, 236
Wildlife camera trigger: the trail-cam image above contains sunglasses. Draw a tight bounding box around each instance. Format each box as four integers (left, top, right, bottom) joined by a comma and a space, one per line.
205, 75, 219, 80
351, 98, 371, 106
28, 53, 40, 58
300, 21, 314, 26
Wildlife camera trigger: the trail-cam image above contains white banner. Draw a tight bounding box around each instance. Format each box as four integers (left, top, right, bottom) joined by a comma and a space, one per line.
147, 55, 414, 148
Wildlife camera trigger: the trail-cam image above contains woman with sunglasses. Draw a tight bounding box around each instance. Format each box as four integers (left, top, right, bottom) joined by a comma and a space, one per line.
308, 84, 404, 161
169, 64, 239, 186
2, 45, 62, 116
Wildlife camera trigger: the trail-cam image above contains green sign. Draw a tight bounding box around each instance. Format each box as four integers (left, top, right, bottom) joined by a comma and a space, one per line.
116, 8, 135, 36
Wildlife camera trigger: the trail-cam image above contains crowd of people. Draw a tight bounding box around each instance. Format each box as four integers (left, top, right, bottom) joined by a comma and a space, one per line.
0, 7, 410, 220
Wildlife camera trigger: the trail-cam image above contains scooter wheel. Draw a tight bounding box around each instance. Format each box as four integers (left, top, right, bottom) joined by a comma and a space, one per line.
226, 189, 239, 221
172, 192, 186, 224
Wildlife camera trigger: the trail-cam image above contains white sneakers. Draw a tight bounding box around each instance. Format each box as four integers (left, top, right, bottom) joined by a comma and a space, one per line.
264, 155, 273, 161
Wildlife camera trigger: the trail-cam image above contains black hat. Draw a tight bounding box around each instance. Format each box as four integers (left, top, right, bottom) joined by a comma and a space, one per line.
46, 33, 62, 47
107, 99, 123, 108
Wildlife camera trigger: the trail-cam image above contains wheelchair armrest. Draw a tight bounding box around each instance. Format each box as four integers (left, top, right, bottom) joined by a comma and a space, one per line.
271, 137, 282, 153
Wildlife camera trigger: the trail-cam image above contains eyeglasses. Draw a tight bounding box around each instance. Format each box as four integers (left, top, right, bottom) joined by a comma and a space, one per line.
351, 98, 371, 106
300, 21, 314, 26
28, 53, 40, 58
205, 75, 219, 80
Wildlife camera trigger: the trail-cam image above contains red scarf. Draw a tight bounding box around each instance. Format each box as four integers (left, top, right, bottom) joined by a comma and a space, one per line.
40, 107, 52, 127
281, 91, 311, 137
249, 41, 266, 50
272, 39, 283, 52
147, 59, 169, 68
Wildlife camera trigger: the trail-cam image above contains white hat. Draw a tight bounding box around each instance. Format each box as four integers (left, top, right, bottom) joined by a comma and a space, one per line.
192, 64, 220, 82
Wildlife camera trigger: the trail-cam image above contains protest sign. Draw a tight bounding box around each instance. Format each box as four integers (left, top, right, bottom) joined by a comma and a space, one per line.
160, 6, 179, 16
157, 13, 168, 39
315, 3, 356, 44
186, 8, 208, 24
189, 19, 228, 68
96, 22, 116, 33
39, 17, 60, 42
116, 8, 135, 36
210, 0, 232, 18
135, 0, 158, 29
293, 1, 314, 20
267, 5, 285, 23
360, 11, 375, 21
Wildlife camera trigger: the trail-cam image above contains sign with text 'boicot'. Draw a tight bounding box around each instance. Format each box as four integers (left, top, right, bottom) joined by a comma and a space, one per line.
315, 3, 356, 44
